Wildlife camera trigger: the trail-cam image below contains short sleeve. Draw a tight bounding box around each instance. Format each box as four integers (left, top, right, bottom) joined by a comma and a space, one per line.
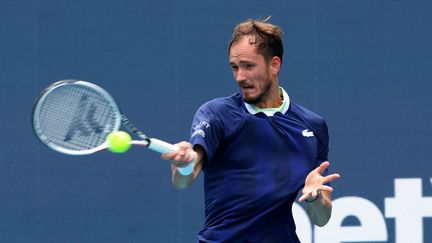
314, 119, 330, 178
189, 103, 224, 163
315, 119, 329, 164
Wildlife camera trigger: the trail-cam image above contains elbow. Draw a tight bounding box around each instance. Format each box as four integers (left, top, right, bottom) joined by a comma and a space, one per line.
314, 216, 330, 227
309, 203, 332, 227
314, 208, 332, 227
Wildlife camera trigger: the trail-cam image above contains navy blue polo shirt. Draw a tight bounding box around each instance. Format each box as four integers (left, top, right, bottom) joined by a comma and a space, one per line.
190, 89, 329, 243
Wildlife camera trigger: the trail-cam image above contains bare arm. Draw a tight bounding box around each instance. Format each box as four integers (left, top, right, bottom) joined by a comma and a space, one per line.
298, 161, 340, 226
162, 142, 206, 189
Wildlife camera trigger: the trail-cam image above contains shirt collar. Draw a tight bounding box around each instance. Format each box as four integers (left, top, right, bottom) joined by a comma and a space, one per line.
244, 87, 290, 116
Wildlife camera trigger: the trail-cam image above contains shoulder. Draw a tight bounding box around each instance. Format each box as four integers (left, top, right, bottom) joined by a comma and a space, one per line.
287, 102, 328, 135
197, 93, 243, 116
288, 103, 325, 123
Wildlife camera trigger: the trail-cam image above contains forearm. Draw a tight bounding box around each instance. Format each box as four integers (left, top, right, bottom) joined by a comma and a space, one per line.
306, 190, 332, 227
171, 164, 198, 189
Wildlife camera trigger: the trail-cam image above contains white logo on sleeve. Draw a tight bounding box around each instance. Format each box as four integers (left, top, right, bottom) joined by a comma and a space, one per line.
302, 129, 314, 137
192, 121, 210, 138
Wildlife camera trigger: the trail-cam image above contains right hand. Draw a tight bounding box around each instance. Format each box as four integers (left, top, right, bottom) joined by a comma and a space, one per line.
161, 141, 197, 168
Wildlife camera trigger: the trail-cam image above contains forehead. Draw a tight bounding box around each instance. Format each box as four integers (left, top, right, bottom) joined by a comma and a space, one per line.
229, 37, 261, 62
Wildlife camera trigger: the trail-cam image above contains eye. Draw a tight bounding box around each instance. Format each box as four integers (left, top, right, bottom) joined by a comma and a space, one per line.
231, 65, 239, 71
245, 64, 254, 70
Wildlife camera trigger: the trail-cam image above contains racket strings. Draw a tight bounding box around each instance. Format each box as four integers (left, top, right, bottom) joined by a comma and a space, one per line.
36, 85, 118, 151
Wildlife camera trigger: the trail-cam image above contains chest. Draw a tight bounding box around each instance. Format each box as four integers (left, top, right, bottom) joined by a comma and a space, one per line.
207, 114, 320, 195
224, 114, 319, 166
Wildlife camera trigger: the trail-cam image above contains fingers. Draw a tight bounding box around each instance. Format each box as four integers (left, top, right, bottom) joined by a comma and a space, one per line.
161, 152, 175, 160
161, 141, 189, 159
161, 141, 196, 167
299, 189, 316, 202
299, 186, 332, 203
176, 150, 197, 164
324, 173, 341, 184
298, 193, 309, 202
299, 162, 341, 203
174, 141, 195, 162
315, 162, 342, 182
298, 189, 322, 202
319, 185, 333, 193
299, 176, 339, 203
315, 161, 330, 174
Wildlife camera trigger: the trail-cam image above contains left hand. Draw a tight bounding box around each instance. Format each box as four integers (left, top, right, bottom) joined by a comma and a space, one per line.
298, 161, 340, 202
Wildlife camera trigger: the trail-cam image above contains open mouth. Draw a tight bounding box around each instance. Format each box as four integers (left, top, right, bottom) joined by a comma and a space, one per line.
240, 84, 254, 91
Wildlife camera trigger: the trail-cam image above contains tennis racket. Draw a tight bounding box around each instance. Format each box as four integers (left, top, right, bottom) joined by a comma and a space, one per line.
32, 79, 194, 175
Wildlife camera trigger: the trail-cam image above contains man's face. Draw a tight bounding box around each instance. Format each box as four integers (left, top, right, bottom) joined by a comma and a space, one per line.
229, 37, 275, 107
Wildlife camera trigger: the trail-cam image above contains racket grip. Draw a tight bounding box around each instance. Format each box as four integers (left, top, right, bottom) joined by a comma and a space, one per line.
148, 138, 178, 153
148, 138, 195, 176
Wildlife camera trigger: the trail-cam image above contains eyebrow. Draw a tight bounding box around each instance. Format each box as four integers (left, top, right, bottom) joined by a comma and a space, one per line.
229, 60, 255, 65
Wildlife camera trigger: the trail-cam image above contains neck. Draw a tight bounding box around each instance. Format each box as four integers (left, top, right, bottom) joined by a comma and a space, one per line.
254, 86, 283, 109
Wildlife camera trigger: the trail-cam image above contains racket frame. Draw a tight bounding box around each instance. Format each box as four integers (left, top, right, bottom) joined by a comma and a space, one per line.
33, 79, 194, 175
33, 80, 122, 155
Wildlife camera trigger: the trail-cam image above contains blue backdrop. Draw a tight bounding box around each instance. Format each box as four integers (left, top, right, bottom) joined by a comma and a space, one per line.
1, 0, 431, 242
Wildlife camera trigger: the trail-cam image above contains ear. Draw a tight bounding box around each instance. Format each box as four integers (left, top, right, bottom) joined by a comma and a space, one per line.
269, 56, 281, 75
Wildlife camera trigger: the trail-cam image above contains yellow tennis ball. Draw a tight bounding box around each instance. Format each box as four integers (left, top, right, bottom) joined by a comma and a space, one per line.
106, 131, 132, 153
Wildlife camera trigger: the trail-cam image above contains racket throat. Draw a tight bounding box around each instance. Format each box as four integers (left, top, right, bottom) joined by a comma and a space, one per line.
120, 114, 152, 147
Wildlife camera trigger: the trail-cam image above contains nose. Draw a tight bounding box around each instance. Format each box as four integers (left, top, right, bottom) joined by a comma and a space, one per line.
234, 69, 245, 83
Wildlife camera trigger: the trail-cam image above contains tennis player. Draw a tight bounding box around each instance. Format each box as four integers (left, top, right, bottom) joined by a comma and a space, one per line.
163, 18, 341, 243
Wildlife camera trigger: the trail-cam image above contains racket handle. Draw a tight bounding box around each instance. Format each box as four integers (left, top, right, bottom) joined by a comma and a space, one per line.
148, 138, 195, 176
147, 138, 178, 153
